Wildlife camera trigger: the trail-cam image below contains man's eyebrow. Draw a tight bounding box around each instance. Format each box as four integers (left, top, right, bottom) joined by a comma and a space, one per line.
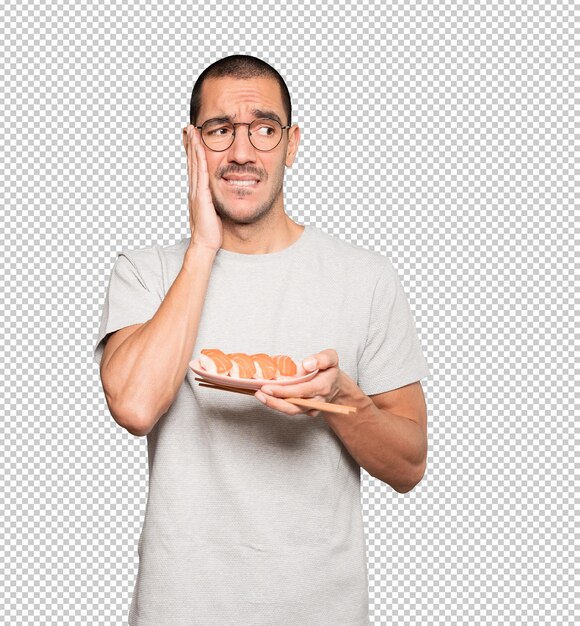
203, 109, 284, 125
250, 109, 283, 125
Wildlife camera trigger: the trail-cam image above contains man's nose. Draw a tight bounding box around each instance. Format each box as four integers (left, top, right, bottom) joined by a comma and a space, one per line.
228, 125, 256, 162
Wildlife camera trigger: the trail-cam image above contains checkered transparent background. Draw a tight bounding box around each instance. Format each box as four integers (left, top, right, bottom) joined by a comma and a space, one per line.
0, 0, 576, 624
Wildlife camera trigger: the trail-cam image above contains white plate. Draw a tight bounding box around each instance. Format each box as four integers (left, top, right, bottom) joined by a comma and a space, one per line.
189, 358, 319, 390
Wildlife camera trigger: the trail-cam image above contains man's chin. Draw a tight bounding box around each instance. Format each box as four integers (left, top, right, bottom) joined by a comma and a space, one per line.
214, 201, 271, 225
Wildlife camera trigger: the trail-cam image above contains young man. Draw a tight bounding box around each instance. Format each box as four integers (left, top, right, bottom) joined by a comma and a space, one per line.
94, 54, 429, 626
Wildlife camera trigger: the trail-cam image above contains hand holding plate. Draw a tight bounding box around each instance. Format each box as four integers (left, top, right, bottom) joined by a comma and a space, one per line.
257, 349, 342, 417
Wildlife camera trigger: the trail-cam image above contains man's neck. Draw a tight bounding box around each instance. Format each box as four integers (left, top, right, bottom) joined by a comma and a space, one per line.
220, 215, 304, 255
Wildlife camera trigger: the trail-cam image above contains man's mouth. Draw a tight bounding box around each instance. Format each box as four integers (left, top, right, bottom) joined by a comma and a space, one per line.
222, 176, 260, 188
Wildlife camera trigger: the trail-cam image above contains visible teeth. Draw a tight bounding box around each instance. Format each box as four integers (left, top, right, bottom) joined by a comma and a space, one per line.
226, 179, 258, 186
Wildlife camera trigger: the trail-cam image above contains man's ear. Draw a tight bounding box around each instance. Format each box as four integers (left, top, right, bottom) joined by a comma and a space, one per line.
285, 124, 300, 167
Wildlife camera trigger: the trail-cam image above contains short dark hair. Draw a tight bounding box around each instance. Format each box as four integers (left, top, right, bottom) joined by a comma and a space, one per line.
189, 55, 292, 127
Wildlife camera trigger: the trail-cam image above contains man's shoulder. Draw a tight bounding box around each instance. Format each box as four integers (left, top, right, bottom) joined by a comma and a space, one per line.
307, 225, 391, 274
117, 238, 188, 265
113, 238, 189, 288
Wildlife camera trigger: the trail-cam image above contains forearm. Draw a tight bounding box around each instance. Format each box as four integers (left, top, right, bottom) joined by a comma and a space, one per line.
326, 372, 427, 492
103, 244, 216, 434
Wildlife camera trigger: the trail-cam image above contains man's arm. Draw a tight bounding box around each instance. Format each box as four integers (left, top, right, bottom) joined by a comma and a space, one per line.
100, 244, 216, 436
256, 350, 428, 492
329, 376, 427, 492
99, 125, 222, 437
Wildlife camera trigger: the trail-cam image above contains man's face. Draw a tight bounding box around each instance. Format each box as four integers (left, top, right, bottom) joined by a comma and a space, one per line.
196, 76, 300, 225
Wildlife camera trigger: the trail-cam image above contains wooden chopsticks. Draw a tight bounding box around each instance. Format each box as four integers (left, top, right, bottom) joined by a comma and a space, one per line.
194, 378, 357, 416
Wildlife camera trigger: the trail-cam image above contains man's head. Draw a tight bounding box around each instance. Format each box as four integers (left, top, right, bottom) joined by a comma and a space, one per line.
190, 55, 292, 129
189, 55, 300, 226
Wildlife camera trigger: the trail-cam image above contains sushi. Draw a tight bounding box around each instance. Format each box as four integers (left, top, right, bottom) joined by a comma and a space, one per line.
272, 354, 298, 377
250, 353, 277, 380
197, 349, 298, 380
199, 349, 233, 375
227, 353, 257, 379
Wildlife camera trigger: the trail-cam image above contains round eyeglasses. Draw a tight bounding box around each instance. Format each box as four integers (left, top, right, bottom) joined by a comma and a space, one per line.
195, 118, 291, 152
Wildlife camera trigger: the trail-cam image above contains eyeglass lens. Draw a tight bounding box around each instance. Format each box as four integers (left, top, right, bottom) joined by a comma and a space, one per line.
202, 118, 282, 151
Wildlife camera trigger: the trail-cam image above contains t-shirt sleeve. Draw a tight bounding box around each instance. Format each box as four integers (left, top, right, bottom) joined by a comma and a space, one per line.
93, 249, 163, 367
357, 258, 430, 396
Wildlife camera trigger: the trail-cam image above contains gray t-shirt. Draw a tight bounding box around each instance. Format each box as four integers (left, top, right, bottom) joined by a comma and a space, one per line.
93, 224, 429, 626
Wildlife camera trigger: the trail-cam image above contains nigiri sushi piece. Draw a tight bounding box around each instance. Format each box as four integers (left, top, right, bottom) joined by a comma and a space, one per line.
271, 354, 298, 378
250, 353, 277, 380
199, 349, 233, 375
227, 352, 257, 379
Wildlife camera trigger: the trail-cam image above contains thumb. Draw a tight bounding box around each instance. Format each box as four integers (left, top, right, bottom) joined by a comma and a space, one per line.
302, 357, 318, 371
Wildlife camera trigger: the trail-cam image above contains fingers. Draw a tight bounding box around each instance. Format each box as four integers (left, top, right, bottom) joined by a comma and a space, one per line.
195, 131, 210, 198
301, 348, 339, 372
255, 390, 307, 416
186, 126, 198, 198
260, 381, 317, 398
255, 390, 322, 418
257, 357, 336, 418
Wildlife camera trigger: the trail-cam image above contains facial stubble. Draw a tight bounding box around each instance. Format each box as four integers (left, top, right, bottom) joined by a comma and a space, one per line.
211, 165, 286, 226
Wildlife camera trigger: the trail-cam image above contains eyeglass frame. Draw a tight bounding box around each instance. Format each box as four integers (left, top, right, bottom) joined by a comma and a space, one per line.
194, 118, 292, 152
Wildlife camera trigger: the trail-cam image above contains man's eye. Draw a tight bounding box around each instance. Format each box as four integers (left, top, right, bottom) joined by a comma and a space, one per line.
207, 126, 232, 136
256, 125, 275, 135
